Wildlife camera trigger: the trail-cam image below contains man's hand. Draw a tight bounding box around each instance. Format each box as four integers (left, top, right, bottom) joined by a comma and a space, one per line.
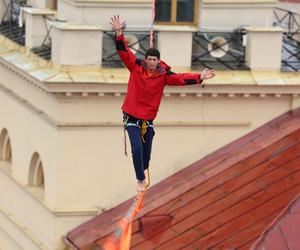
200, 68, 215, 80
110, 15, 125, 36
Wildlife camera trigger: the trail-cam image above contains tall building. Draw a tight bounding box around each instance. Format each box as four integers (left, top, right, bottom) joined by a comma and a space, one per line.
0, 0, 300, 249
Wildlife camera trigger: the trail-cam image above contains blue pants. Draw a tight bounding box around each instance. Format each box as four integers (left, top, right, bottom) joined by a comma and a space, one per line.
125, 115, 155, 181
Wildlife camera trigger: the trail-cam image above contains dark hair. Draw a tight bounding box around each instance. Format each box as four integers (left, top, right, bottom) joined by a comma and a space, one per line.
145, 48, 160, 59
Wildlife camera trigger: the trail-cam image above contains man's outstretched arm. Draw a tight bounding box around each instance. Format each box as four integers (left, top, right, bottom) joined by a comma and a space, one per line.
166, 68, 215, 86
110, 15, 137, 72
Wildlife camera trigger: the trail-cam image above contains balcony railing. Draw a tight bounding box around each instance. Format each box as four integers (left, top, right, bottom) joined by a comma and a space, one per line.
192, 31, 248, 70
273, 7, 300, 71
273, 7, 300, 38
102, 30, 157, 68
0, 21, 25, 45
0, 0, 27, 46
281, 36, 300, 72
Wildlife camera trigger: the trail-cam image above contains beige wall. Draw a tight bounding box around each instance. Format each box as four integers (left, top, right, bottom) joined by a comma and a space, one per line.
27, 0, 47, 8
0, 159, 96, 249
51, 24, 102, 66
157, 29, 194, 68
278, 1, 300, 12
200, 0, 277, 30
57, 0, 153, 30
245, 27, 283, 70
55, 0, 279, 32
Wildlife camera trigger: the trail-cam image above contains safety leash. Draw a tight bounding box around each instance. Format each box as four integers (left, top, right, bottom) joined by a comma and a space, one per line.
123, 115, 130, 157
140, 120, 148, 143
145, 168, 151, 188
150, 0, 156, 48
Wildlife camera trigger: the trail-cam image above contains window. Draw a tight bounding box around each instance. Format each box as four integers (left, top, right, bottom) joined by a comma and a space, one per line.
155, 0, 198, 25
28, 152, 45, 188
0, 128, 12, 162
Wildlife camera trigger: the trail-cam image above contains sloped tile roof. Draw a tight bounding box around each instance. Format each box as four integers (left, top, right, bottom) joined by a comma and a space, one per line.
252, 193, 300, 250
280, 0, 300, 2
64, 107, 300, 249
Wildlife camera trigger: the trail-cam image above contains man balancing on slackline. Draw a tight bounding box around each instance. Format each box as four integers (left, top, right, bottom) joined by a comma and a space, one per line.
110, 15, 216, 192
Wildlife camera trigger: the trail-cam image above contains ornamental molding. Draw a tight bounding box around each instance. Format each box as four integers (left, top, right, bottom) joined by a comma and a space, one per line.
60, 0, 152, 8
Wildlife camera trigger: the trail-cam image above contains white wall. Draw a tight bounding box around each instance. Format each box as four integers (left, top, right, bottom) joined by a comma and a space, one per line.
278, 1, 300, 12
27, 0, 47, 8
200, 1, 277, 30
57, 0, 153, 30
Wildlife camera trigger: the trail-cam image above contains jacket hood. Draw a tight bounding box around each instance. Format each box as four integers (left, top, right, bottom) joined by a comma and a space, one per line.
159, 60, 171, 71
141, 59, 171, 74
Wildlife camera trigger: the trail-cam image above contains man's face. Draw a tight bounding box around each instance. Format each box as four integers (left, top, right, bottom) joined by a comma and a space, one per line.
145, 56, 160, 71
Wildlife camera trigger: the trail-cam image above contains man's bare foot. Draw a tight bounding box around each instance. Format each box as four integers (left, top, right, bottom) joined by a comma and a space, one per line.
137, 180, 146, 192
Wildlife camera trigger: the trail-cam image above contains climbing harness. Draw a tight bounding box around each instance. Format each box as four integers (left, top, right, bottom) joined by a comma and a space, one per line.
141, 120, 148, 143
123, 113, 154, 150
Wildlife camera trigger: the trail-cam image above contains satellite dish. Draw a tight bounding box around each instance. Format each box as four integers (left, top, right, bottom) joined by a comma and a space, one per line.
125, 35, 140, 54
208, 36, 229, 58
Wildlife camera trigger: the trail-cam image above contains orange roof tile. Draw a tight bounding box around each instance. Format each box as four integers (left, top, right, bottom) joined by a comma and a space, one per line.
64, 107, 300, 249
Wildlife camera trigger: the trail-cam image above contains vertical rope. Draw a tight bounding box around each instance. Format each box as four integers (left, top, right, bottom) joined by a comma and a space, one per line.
123, 115, 129, 157
124, 127, 128, 157
150, 0, 156, 48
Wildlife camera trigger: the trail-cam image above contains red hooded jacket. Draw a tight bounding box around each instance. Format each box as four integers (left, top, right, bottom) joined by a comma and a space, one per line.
116, 34, 202, 120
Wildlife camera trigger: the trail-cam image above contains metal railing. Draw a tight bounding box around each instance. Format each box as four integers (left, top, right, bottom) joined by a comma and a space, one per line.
281, 36, 300, 71
1, 0, 26, 23
192, 30, 248, 70
273, 7, 300, 71
0, 0, 26, 45
102, 31, 157, 68
273, 7, 300, 38
0, 21, 25, 45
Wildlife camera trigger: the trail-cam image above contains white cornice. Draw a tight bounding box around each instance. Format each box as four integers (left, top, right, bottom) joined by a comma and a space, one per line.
60, 0, 152, 7
202, 0, 278, 8
22, 7, 56, 15
2, 52, 300, 98
203, 0, 277, 3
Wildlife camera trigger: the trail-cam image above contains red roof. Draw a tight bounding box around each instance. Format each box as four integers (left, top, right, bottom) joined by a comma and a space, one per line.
64, 107, 300, 249
252, 193, 300, 250
280, 0, 300, 2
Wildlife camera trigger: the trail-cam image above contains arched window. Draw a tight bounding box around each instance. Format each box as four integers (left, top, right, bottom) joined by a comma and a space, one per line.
28, 152, 45, 188
0, 128, 12, 162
